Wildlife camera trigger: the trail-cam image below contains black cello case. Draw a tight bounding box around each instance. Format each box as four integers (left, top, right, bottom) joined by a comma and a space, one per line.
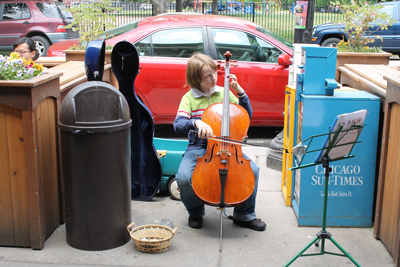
111, 41, 162, 201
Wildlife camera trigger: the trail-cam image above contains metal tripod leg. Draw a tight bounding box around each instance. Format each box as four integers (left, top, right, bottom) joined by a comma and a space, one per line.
284, 236, 320, 266
329, 236, 361, 267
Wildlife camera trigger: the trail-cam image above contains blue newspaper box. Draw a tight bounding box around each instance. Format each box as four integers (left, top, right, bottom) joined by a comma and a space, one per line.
292, 90, 380, 227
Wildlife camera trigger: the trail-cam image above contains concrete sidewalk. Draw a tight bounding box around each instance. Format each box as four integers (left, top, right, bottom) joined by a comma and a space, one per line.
0, 146, 395, 267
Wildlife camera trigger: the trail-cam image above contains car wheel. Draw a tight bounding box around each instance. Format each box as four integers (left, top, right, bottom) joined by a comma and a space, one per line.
31, 36, 50, 57
321, 38, 341, 48
168, 177, 181, 201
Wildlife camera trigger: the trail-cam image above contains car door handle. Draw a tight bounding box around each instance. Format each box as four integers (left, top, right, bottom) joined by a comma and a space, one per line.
23, 21, 30, 24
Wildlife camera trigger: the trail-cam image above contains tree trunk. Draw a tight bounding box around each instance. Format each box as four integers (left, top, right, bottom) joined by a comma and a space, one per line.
176, 0, 182, 12
150, 0, 167, 15
212, 0, 218, 14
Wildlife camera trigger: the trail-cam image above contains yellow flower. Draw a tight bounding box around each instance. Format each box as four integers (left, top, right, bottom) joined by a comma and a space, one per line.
27, 59, 34, 66
10, 52, 20, 59
33, 63, 44, 71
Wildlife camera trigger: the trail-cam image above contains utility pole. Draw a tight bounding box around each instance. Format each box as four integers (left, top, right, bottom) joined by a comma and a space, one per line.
293, 0, 315, 43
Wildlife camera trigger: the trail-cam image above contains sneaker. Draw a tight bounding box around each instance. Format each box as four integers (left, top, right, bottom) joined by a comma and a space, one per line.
233, 218, 266, 231
188, 216, 203, 229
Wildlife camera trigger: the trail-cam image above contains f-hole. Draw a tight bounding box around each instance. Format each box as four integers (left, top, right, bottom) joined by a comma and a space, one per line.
231, 144, 244, 164
205, 143, 218, 163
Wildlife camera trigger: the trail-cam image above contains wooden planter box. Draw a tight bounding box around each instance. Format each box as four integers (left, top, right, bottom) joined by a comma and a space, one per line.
374, 74, 400, 266
336, 51, 392, 81
0, 72, 63, 249
63, 49, 112, 64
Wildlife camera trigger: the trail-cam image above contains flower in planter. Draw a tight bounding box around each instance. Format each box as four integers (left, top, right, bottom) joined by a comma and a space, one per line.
68, 44, 85, 51
0, 52, 44, 80
332, 0, 395, 53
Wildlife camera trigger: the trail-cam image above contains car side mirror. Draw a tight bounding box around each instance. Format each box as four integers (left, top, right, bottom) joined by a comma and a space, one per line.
278, 54, 292, 66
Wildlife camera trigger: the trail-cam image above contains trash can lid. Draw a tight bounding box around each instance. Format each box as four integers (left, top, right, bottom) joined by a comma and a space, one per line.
59, 81, 132, 132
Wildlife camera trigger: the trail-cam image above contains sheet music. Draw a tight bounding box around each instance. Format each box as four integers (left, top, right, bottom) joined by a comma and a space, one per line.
314, 109, 367, 163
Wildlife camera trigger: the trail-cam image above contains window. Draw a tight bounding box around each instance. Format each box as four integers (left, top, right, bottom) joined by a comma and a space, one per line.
135, 36, 151, 56
36, 2, 62, 19
212, 28, 282, 63
135, 28, 204, 58
2, 3, 30, 20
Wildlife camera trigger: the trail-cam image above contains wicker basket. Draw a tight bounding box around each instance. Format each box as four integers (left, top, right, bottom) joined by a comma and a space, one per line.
127, 222, 178, 253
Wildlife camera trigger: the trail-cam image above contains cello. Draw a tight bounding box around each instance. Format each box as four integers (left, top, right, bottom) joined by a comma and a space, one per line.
191, 51, 255, 210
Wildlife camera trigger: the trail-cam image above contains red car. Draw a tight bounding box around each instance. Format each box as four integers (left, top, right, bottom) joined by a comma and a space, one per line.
48, 14, 293, 127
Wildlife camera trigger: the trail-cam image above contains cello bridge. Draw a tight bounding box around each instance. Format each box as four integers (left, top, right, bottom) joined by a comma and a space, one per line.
217, 150, 231, 156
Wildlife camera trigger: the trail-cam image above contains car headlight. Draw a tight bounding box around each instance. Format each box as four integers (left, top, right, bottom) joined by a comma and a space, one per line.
312, 27, 316, 36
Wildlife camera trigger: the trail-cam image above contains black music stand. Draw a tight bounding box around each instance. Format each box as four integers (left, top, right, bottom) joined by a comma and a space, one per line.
284, 124, 363, 267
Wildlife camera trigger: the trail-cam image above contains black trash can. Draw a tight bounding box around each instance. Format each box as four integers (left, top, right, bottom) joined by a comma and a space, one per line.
59, 81, 132, 251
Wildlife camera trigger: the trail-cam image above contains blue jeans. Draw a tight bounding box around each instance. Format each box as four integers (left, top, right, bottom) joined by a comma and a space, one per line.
175, 148, 260, 222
